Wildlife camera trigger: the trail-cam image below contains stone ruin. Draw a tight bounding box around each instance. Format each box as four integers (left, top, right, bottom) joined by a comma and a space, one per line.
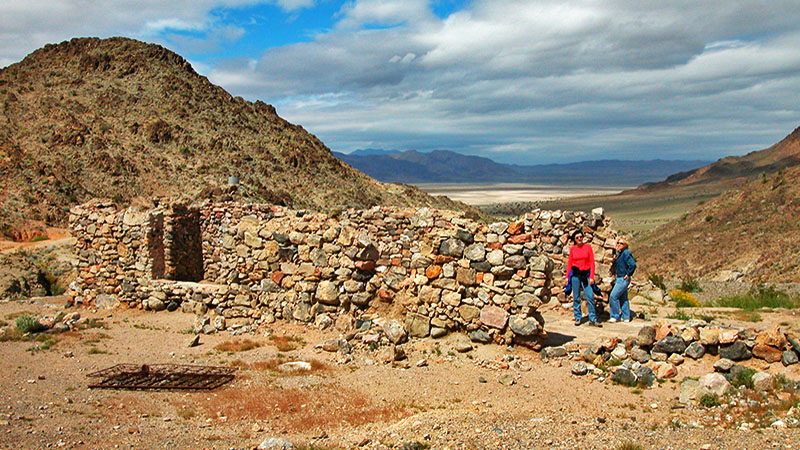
68, 200, 620, 348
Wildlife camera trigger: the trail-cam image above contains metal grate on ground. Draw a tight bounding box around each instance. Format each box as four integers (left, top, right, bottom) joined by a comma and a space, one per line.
87, 364, 235, 390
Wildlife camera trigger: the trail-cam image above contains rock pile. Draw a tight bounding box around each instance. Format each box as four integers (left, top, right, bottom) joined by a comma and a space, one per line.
550, 321, 799, 389
69, 200, 617, 347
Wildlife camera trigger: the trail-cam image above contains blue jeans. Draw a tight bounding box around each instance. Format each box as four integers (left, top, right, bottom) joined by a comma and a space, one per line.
609, 276, 631, 320
571, 275, 596, 322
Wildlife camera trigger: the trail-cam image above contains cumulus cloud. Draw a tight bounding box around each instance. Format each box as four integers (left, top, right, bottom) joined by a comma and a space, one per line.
0, 0, 265, 63
228, 0, 800, 163
273, 0, 316, 11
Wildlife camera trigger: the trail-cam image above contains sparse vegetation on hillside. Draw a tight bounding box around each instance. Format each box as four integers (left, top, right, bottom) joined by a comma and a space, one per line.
635, 164, 800, 283
670, 290, 699, 308
711, 285, 800, 311
0, 37, 478, 235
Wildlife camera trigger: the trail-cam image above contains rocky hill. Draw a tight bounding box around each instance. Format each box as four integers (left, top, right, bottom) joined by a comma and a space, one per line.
0, 37, 474, 236
634, 164, 800, 283
640, 126, 800, 189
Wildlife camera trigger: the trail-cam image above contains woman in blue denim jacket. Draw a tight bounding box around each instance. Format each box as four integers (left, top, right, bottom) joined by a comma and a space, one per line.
609, 236, 636, 322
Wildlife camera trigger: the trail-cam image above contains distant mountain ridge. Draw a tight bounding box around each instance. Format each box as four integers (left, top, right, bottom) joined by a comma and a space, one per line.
632, 124, 800, 282
334, 149, 709, 186
640, 126, 800, 190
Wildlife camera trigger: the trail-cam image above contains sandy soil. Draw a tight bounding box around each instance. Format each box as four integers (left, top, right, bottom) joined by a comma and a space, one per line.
1, 294, 798, 450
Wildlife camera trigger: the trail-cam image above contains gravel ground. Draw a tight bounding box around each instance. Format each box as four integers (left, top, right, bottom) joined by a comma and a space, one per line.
1, 295, 799, 450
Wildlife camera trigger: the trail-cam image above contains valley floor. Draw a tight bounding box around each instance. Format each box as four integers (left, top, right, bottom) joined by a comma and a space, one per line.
1, 293, 798, 450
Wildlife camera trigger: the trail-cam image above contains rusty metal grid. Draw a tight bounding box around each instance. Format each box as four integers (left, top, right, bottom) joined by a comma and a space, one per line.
87, 364, 235, 390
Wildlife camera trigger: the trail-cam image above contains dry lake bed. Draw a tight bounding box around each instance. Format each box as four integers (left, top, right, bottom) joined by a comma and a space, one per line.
417, 183, 630, 205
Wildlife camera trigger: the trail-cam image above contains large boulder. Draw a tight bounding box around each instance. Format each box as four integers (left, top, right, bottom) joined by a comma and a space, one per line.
509, 316, 540, 337
652, 335, 687, 355
636, 326, 656, 347
719, 341, 751, 361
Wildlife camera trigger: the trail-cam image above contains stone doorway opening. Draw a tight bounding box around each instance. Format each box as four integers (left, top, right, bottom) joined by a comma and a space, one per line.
164, 205, 204, 282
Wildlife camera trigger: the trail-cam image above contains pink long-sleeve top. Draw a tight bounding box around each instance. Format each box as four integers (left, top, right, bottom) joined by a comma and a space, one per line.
566, 244, 595, 280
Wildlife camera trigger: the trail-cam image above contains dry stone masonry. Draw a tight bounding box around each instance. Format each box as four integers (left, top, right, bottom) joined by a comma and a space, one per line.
69, 200, 618, 348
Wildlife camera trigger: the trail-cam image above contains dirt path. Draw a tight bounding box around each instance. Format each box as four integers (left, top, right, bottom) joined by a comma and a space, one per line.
0, 228, 72, 254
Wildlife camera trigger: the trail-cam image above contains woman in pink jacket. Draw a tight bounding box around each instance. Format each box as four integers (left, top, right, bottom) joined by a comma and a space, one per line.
566, 230, 601, 327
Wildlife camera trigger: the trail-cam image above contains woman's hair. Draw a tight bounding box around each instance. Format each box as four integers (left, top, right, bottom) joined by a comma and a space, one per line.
617, 236, 628, 247
571, 229, 584, 242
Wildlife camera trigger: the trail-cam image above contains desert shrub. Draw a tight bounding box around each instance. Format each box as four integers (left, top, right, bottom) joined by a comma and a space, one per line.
15, 314, 43, 333
27, 333, 59, 353
42, 271, 65, 296
728, 367, 756, 389
269, 334, 305, 352
712, 285, 799, 311
671, 289, 699, 307
678, 277, 701, 293
0, 328, 24, 341
616, 441, 643, 450
667, 310, 690, 321
648, 273, 666, 291
31, 235, 48, 242
699, 393, 721, 408
215, 339, 262, 353
608, 357, 623, 367
176, 407, 196, 419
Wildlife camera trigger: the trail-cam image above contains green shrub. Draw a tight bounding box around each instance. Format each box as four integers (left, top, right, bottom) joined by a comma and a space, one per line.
608, 357, 623, 367
15, 315, 42, 333
648, 273, 666, 290
31, 235, 48, 242
712, 285, 800, 311
728, 367, 756, 389
699, 393, 721, 408
671, 289, 699, 307
678, 277, 701, 293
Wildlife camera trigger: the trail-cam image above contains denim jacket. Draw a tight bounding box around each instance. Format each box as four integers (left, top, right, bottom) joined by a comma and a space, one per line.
615, 248, 636, 278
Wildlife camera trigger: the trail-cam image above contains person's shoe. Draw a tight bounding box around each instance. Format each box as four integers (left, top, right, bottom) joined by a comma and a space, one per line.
623, 318, 632, 323
574, 319, 582, 326
588, 321, 603, 328
608, 318, 618, 323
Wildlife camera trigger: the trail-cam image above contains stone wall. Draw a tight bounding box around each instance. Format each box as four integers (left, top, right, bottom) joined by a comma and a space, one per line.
69, 200, 619, 347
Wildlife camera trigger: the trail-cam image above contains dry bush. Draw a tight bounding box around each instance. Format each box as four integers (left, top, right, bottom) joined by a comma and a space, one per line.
189, 384, 407, 432
214, 338, 262, 353
268, 334, 305, 352
0, 327, 25, 342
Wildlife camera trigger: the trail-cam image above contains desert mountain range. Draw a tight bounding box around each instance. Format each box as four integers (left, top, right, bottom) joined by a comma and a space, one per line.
0, 37, 475, 234
640, 126, 800, 190
335, 149, 708, 186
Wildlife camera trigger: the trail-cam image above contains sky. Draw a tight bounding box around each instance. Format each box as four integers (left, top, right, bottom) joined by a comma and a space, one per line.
2, 1, 800, 164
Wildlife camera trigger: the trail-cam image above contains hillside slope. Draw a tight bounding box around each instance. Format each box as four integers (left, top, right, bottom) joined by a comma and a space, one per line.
641, 126, 800, 189
0, 37, 473, 234
634, 165, 800, 283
